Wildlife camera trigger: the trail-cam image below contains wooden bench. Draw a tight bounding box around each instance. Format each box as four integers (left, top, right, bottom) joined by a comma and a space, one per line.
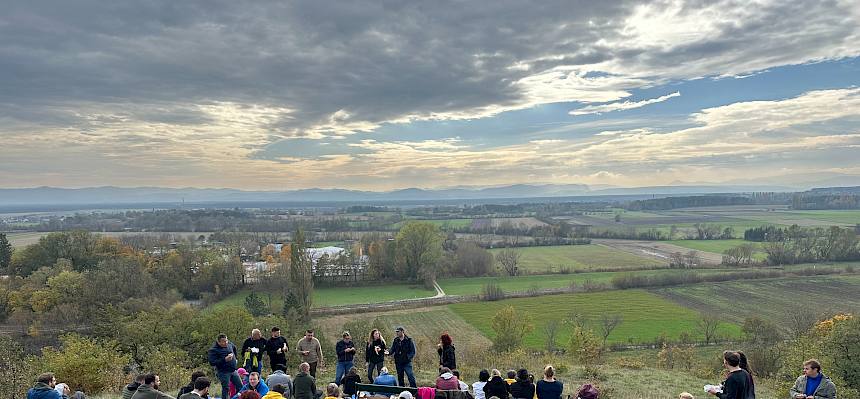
355, 383, 418, 395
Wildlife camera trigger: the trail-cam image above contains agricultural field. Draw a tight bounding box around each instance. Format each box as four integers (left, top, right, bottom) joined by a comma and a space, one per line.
3, 230, 215, 248
488, 244, 666, 273
438, 268, 745, 296
667, 239, 767, 261
4, 231, 46, 247
653, 274, 860, 329
449, 290, 742, 348
390, 218, 474, 229
208, 283, 435, 312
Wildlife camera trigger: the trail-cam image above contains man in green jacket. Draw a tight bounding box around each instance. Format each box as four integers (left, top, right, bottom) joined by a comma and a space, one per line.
131, 374, 175, 399
293, 362, 319, 399
790, 359, 837, 399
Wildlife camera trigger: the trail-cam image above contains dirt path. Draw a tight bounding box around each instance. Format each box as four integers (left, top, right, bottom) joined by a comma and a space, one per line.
594, 238, 723, 265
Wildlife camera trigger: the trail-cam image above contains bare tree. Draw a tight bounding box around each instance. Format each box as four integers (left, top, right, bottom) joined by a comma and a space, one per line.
696, 315, 721, 345
543, 319, 561, 352
684, 251, 701, 268
496, 248, 521, 276
599, 314, 623, 349
788, 308, 819, 337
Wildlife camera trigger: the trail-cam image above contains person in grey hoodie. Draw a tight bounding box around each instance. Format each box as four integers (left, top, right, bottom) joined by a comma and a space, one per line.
790, 359, 837, 399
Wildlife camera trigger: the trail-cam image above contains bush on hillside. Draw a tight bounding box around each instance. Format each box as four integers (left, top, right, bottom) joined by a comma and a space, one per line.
490, 306, 533, 352
41, 334, 130, 394
481, 283, 505, 301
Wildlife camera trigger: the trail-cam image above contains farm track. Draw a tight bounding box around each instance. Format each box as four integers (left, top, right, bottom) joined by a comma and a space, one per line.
594, 239, 724, 265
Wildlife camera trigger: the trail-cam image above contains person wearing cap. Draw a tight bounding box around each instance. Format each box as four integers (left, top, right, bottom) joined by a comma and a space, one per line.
335, 331, 356, 385
387, 326, 416, 388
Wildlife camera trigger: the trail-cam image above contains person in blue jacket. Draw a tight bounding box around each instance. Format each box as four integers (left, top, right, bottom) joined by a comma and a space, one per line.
28, 373, 61, 399
208, 334, 243, 399
233, 372, 269, 399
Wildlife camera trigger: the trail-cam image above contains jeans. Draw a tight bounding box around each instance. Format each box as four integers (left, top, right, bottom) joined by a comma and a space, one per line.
217, 370, 243, 399
335, 360, 354, 384
395, 362, 416, 387
367, 361, 383, 382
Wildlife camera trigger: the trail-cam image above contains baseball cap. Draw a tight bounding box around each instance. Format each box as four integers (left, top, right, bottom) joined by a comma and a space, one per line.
394, 326, 405, 332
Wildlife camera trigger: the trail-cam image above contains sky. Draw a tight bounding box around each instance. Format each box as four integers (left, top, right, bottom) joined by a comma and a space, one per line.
1, 0, 860, 191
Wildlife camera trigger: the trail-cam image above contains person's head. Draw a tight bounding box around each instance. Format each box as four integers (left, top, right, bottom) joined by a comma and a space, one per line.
478, 369, 490, 382
217, 334, 229, 347
144, 374, 160, 390
452, 370, 461, 380
723, 350, 741, 368
543, 365, 555, 379
272, 384, 287, 395
190, 370, 206, 383
300, 362, 310, 373
274, 364, 287, 373
249, 372, 260, 387
239, 391, 262, 399
440, 333, 452, 346
398, 391, 413, 399
439, 367, 451, 376
271, 327, 281, 338
347, 367, 358, 377
380, 367, 389, 375
194, 377, 211, 395
506, 370, 516, 379
37, 373, 57, 388
395, 326, 407, 338
238, 368, 249, 378
370, 329, 382, 341
305, 329, 314, 340
803, 359, 822, 377
251, 329, 262, 340
679, 393, 695, 399
326, 383, 341, 398
343, 331, 351, 342
516, 369, 529, 382
491, 369, 501, 378
135, 374, 147, 384
737, 351, 753, 378
576, 383, 599, 399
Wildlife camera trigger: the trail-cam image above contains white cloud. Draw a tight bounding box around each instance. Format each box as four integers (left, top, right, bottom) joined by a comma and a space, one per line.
569, 92, 681, 116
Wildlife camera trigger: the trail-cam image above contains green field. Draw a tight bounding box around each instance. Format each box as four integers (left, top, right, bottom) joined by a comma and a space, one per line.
667, 239, 767, 260
449, 290, 741, 348
488, 244, 665, 273
209, 283, 434, 311
653, 275, 860, 329
438, 268, 744, 296
736, 209, 860, 226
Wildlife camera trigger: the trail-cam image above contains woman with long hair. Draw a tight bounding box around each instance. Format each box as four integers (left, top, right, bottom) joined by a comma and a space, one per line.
535, 366, 563, 399
736, 351, 755, 398
365, 329, 387, 381
707, 351, 753, 399
437, 332, 456, 370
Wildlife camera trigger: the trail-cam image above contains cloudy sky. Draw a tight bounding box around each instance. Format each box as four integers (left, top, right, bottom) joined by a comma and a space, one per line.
2, 0, 859, 191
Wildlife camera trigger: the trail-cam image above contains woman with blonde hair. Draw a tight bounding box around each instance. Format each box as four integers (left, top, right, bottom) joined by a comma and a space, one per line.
536, 366, 563, 399
324, 383, 342, 399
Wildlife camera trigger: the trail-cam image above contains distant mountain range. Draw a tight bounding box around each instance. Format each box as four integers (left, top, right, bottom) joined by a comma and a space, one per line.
0, 183, 822, 207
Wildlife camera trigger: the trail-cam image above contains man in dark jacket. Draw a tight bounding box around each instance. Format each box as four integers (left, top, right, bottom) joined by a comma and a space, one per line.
130, 374, 173, 399
28, 373, 61, 399
293, 362, 318, 399
266, 327, 290, 373
177, 371, 207, 399
123, 374, 146, 399
335, 331, 356, 385
388, 326, 416, 387
242, 329, 268, 373
208, 334, 243, 399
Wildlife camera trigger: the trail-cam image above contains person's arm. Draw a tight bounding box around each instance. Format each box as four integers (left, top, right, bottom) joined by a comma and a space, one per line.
407, 339, 416, 360
315, 339, 323, 365
296, 339, 304, 355
336, 341, 346, 358
789, 376, 804, 399
241, 338, 250, 356
814, 380, 837, 399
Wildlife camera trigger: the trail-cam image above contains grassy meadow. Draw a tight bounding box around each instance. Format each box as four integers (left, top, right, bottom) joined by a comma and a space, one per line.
488, 244, 665, 273
448, 290, 742, 348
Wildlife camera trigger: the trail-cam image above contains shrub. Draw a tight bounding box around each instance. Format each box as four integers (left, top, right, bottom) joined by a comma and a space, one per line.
0, 335, 37, 399
245, 292, 268, 316
41, 334, 130, 394
490, 306, 533, 352
481, 283, 505, 301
